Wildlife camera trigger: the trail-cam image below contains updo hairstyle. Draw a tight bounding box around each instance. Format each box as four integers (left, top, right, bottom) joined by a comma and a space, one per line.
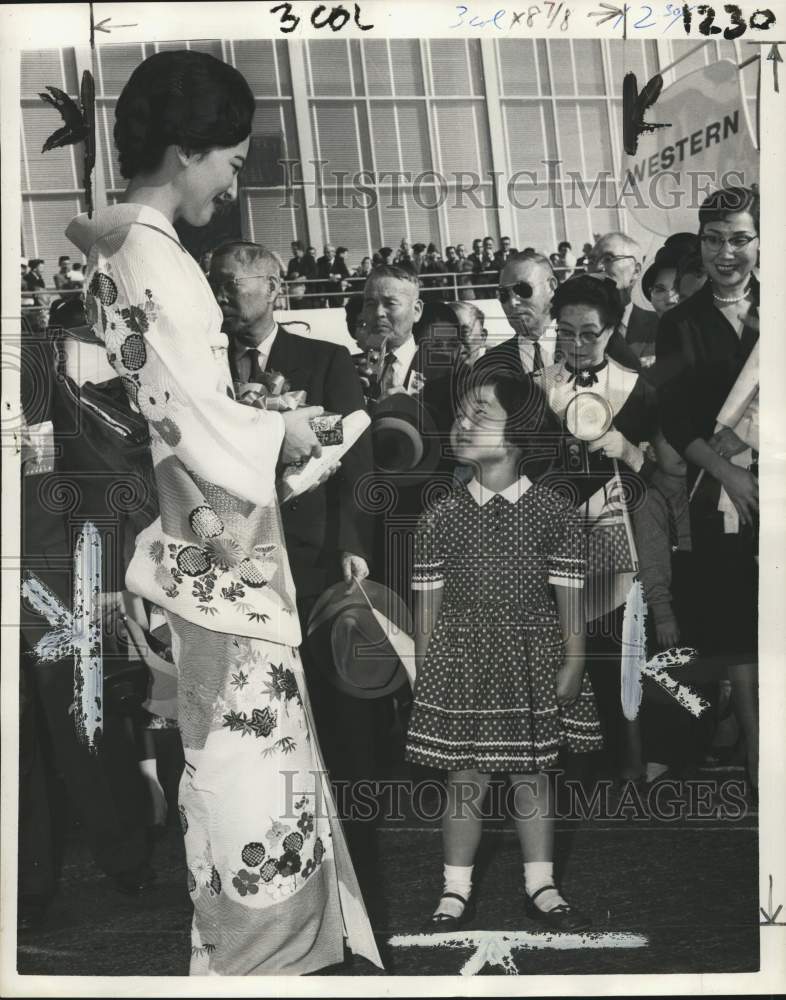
114, 50, 255, 179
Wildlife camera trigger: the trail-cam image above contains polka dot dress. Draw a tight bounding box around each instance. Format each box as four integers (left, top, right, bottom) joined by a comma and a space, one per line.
405, 481, 602, 774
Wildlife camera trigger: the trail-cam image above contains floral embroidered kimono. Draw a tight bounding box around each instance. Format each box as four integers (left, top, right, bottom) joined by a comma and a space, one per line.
67, 204, 381, 975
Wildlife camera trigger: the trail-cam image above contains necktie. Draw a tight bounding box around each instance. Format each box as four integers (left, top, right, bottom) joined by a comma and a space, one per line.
533, 341, 544, 372
246, 347, 265, 383
379, 350, 397, 393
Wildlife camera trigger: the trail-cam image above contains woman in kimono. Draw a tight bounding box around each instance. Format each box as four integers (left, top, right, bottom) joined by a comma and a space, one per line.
66, 50, 380, 976
534, 274, 659, 781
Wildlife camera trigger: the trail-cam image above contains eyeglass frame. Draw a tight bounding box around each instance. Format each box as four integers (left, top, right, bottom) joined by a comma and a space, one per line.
555, 323, 613, 346
587, 252, 637, 269
699, 232, 759, 252
208, 273, 277, 297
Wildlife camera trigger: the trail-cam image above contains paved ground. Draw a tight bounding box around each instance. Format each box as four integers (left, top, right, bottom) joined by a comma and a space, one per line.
15, 763, 759, 979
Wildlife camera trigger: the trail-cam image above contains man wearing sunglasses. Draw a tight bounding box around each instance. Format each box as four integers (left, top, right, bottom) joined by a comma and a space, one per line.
483, 250, 559, 375
486, 249, 642, 377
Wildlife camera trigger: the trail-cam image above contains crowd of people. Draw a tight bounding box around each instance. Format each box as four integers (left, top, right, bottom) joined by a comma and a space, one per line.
194, 236, 592, 310
18, 48, 758, 977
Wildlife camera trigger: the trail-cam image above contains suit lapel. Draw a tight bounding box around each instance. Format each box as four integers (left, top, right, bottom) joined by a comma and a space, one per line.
267, 326, 308, 388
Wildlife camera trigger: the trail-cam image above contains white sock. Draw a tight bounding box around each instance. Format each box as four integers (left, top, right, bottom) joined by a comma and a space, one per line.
434, 864, 473, 919
523, 861, 566, 913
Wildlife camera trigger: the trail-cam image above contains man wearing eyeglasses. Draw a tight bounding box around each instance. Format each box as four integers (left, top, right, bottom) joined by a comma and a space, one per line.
483, 250, 560, 375
588, 232, 654, 366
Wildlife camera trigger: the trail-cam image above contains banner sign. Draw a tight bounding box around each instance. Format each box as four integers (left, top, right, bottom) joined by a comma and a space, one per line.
620, 59, 758, 236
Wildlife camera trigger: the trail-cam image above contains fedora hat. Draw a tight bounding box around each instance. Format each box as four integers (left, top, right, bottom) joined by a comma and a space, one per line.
372, 391, 441, 485
306, 579, 413, 699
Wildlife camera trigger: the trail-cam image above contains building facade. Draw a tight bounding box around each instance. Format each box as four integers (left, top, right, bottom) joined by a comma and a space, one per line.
21, 36, 758, 271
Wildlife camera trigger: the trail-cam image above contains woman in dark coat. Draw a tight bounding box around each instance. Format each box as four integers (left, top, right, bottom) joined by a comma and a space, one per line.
653, 185, 759, 790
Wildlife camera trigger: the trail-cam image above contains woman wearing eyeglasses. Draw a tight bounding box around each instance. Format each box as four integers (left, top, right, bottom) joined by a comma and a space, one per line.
653, 186, 759, 794
66, 50, 380, 975
534, 274, 659, 782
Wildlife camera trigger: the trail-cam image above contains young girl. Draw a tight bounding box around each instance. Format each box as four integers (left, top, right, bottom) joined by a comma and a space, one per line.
405, 371, 602, 931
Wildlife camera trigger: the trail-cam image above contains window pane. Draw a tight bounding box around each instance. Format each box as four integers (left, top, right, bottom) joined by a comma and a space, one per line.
244, 188, 307, 263
307, 39, 353, 96
252, 101, 299, 170
497, 39, 539, 96
364, 40, 392, 95
554, 102, 583, 175
572, 40, 606, 95
580, 101, 614, 175
312, 102, 370, 177
322, 204, 375, 262
537, 40, 551, 94
432, 102, 491, 176
548, 40, 575, 96
21, 48, 78, 98
502, 101, 558, 176
397, 102, 433, 175
443, 188, 497, 248
22, 104, 78, 190
429, 39, 478, 96
23, 195, 82, 268
368, 103, 400, 174
233, 39, 281, 95
390, 39, 424, 96
97, 44, 145, 96
508, 185, 558, 256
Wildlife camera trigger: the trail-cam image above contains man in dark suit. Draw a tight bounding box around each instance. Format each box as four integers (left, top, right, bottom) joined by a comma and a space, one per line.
494, 235, 517, 269
588, 231, 657, 364
210, 242, 385, 901
316, 242, 350, 307
285, 240, 317, 309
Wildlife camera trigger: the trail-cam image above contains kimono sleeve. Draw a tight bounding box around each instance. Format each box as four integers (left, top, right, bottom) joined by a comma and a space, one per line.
93, 228, 285, 507
411, 504, 446, 592
547, 502, 587, 590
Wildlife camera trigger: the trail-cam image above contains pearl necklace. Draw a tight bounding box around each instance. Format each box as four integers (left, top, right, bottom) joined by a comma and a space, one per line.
712, 284, 750, 305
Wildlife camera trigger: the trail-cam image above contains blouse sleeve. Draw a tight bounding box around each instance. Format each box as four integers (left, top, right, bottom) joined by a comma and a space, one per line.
547, 501, 587, 590
411, 504, 445, 592
89, 227, 284, 508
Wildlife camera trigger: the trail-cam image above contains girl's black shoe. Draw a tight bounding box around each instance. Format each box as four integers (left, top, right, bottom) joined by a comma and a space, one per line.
424, 892, 475, 932
524, 885, 591, 932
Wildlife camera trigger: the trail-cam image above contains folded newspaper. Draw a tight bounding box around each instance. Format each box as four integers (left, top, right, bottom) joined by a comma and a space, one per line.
279, 409, 371, 502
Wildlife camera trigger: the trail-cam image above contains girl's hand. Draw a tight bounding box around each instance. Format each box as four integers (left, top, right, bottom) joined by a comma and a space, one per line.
587, 429, 641, 469
655, 616, 680, 651
556, 662, 583, 706
718, 463, 758, 526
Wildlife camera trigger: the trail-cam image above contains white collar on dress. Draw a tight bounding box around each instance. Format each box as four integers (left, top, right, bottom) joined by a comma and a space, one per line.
466, 474, 533, 506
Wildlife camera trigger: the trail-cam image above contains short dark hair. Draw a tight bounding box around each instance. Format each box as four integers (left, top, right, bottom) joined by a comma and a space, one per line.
551, 273, 624, 329
114, 50, 255, 179
336, 246, 348, 254
58, 255, 71, 265
558, 241, 572, 253
364, 263, 421, 294
413, 242, 426, 253
291, 240, 304, 251
698, 185, 759, 235
457, 367, 554, 459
